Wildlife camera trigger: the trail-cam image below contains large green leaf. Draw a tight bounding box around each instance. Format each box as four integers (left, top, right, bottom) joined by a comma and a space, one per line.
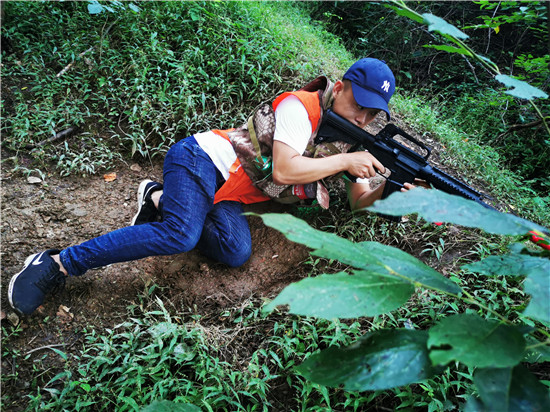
355, 241, 461, 294
465, 254, 550, 324
463, 253, 549, 277
368, 189, 548, 235
471, 365, 550, 412
523, 271, 550, 324
263, 270, 414, 319
87, 1, 104, 14
385, 5, 424, 24
256, 212, 346, 251
297, 329, 436, 391
471, 367, 511, 412
424, 44, 473, 57
496, 74, 549, 100
428, 314, 525, 368
422, 13, 469, 39
258, 213, 461, 294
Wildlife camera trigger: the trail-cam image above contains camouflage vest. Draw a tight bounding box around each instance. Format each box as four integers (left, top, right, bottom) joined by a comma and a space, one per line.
227, 76, 352, 209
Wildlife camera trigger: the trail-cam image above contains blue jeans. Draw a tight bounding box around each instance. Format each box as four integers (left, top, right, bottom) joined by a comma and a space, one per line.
59, 136, 252, 277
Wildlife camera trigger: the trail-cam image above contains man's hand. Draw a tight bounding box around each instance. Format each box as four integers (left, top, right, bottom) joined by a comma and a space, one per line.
400, 178, 430, 192
345, 151, 385, 180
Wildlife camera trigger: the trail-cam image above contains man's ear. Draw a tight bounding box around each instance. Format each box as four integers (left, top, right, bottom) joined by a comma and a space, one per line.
332, 80, 344, 96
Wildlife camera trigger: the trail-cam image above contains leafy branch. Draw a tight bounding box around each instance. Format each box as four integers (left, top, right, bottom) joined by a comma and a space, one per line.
260, 189, 549, 410
388, 0, 549, 137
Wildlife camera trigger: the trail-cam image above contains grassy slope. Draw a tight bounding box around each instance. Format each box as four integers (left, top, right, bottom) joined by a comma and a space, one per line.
2, 1, 545, 223
256, 1, 548, 224
1, 2, 547, 411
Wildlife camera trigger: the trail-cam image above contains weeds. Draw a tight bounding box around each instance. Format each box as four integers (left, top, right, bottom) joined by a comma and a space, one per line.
2, 1, 350, 179
2, 1, 544, 222
7, 226, 540, 411
14, 285, 488, 411
392, 92, 548, 224
1, 324, 23, 388
30, 232, 527, 411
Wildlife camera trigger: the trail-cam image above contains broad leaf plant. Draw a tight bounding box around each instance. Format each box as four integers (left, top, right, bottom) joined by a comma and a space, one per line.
260, 189, 549, 410
262, 3, 549, 410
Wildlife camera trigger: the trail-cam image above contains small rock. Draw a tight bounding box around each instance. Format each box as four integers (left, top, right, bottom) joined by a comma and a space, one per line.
71, 208, 88, 217
65, 204, 88, 217
448, 226, 461, 235
27, 176, 42, 185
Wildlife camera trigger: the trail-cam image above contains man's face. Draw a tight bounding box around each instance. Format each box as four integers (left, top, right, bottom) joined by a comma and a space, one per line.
331, 80, 381, 128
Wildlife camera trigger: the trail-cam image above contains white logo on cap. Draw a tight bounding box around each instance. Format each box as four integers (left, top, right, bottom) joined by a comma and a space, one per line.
381, 81, 391, 93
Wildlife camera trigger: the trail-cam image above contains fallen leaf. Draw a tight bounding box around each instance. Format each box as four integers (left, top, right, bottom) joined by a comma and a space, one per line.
130, 164, 142, 172
57, 305, 74, 321
7, 312, 20, 326
103, 172, 117, 182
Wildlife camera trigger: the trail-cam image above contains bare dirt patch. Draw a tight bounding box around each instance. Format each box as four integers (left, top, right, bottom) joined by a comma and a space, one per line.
0, 156, 310, 410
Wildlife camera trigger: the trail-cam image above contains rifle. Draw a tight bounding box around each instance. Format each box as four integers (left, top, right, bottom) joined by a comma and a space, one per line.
316, 109, 495, 211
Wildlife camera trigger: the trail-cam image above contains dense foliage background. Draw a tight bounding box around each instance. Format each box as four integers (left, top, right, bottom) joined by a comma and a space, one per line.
1, 1, 548, 220
302, 1, 549, 190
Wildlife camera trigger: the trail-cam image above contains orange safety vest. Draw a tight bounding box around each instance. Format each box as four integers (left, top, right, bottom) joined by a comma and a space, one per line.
213, 90, 322, 204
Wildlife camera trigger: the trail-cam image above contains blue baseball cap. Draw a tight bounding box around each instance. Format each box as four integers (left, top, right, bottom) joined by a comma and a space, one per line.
343, 58, 396, 120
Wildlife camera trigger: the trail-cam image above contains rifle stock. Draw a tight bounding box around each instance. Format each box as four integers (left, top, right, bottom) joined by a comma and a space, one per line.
316, 109, 495, 211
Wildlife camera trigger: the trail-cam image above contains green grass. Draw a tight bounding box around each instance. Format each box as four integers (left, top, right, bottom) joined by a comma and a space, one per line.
391, 92, 549, 225
18, 289, 482, 412
2, 1, 548, 411
18, 247, 530, 412
1, 1, 352, 173
2, 1, 545, 223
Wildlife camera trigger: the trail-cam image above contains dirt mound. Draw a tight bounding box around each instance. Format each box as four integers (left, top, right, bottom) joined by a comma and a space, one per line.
1, 159, 310, 320
153, 206, 309, 309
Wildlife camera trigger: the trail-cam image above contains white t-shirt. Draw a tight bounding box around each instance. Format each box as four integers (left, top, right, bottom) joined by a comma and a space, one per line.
270, 96, 370, 184
272, 94, 312, 154
193, 95, 312, 180
193, 130, 236, 180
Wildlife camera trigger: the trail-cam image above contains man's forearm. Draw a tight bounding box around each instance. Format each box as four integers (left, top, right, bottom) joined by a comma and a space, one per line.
271, 141, 382, 186
272, 151, 348, 185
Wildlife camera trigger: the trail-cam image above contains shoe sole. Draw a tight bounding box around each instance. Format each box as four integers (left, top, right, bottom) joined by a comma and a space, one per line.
131, 179, 154, 226
8, 252, 39, 314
